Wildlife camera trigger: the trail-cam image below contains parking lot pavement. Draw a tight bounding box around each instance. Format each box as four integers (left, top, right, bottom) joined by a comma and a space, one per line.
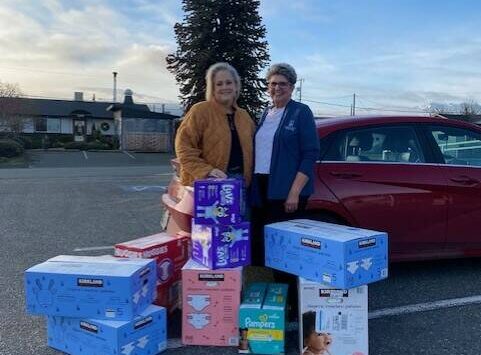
4, 160, 481, 354
27, 150, 174, 168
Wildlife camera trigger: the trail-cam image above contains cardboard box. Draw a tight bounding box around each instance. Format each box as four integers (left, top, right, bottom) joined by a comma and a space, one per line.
47, 304, 167, 355
191, 221, 251, 269
25, 255, 156, 320
114, 232, 191, 313
265, 219, 388, 289
238, 283, 287, 354
182, 259, 242, 346
299, 277, 368, 355
194, 178, 244, 225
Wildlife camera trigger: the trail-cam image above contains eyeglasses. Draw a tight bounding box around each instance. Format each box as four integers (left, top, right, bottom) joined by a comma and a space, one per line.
268, 81, 290, 88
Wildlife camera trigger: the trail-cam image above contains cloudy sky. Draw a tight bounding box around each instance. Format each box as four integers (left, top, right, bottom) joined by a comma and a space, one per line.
1, 0, 481, 116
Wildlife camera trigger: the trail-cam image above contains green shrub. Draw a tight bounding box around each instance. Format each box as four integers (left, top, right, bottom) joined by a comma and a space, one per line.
64, 142, 87, 150
0, 139, 24, 158
64, 141, 111, 150
56, 135, 74, 144
87, 141, 111, 150
15, 136, 33, 149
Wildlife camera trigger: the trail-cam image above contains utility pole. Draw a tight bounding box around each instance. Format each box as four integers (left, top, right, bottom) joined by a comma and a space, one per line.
297, 78, 304, 102
352, 93, 356, 116
112, 71, 118, 103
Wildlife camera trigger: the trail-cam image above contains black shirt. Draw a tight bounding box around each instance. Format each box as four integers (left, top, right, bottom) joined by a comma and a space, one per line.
226, 112, 244, 175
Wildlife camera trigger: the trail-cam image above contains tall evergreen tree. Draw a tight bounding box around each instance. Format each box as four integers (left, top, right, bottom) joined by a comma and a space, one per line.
166, 0, 270, 117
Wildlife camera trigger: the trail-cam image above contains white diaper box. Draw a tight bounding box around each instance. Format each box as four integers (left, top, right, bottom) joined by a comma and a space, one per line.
299, 277, 368, 355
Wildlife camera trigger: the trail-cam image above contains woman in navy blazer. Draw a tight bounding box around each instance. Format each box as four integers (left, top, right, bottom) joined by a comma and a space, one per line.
251, 63, 320, 319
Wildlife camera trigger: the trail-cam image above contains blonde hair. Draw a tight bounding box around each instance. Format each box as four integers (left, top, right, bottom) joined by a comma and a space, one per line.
205, 62, 241, 102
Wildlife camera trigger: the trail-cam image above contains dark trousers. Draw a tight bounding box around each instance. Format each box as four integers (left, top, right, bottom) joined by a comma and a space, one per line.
250, 174, 307, 320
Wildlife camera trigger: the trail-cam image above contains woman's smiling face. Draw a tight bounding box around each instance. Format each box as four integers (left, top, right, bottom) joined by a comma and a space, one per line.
213, 70, 237, 106
268, 74, 294, 107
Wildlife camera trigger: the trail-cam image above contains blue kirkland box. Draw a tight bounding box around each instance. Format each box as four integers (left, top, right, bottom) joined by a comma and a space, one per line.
264, 220, 388, 289
25, 255, 156, 320
47, 304, 167, 355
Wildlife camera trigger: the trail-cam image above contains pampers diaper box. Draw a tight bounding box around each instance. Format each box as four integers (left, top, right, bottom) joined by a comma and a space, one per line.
181, 258, 242, 346
114, 231, 191, 313
194, 178, 244, 225
25, 255, 156, 320
299, 277, 368, 355
238, 282, 288, 354
264, 219, 388, 289
47, 304, 167, 355
191, 221, 251, 269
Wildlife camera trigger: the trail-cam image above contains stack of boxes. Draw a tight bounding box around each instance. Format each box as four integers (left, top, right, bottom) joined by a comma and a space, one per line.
182, 178, 251, 346
25, 255, 167, 354
24, 174, 388, 355
264, 219, 389, 355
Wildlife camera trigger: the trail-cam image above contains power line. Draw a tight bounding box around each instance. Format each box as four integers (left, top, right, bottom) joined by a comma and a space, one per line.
303, 97, 430, 114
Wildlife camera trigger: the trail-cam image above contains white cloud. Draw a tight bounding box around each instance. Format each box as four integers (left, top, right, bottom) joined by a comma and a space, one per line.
0, 1, 179, 103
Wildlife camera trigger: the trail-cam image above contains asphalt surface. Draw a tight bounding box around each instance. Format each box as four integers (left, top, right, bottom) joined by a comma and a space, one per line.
2, 151, 481, 354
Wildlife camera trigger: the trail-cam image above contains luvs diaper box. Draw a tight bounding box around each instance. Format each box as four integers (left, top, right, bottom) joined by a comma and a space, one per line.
299, 277, 368, 355
238, 282, 288, 354
25, 255, 156, 320
194, 178, 244, 225
47, 304, 167, 355
191, 221, 251, 269
265, 219, 388, 289
114, 231, 191, 313
181, 259, 242, 346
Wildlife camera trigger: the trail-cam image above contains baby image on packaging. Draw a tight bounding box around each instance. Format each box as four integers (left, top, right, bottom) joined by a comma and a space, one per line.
302, 311, 332, 355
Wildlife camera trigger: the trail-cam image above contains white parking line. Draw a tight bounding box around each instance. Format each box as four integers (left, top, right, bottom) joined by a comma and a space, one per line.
73, 246, 114, 252
123, 150, 136, 159
82, 151, 88, 160
368, 295, 481, 319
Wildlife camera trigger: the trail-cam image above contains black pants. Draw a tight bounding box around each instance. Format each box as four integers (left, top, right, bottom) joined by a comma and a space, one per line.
251, 174, 307, 320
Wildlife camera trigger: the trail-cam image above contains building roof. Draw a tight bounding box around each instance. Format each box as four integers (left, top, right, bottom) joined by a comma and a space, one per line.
107, 103, 179, 120
0, 95, 180, 120
0, 97, 114, 118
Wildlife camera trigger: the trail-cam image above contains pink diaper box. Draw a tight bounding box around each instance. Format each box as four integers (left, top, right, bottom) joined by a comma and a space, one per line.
181, 259, 242, 346
114, 232, 191, 313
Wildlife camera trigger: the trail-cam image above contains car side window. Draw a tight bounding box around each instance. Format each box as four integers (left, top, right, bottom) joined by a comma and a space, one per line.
324, 126, 425, 163
428, 125, 481, 166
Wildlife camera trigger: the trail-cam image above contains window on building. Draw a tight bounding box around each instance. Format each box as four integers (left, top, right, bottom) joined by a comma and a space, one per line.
47, 118, 61, 133
35, 117, 47, 132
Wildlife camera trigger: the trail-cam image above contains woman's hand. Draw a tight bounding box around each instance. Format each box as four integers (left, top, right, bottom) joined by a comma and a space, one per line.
284, 190, 300, 213
208, 168, 227, 179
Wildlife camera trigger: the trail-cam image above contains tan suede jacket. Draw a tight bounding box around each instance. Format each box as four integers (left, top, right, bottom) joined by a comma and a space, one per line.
175, 100, 255, 187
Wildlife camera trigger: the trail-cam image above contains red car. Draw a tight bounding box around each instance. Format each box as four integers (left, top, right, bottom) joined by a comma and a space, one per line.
162, 115, 481, 262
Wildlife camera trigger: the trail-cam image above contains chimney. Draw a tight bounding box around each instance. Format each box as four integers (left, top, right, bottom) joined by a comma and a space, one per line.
74, 92, 84, 101
123, 89, 134, 105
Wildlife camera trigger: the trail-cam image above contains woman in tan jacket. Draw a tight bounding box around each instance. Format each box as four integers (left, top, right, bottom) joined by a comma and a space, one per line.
175, 62, 255, 186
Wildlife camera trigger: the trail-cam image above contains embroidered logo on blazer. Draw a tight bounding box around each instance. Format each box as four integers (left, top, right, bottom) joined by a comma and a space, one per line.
285, 120, 296, 132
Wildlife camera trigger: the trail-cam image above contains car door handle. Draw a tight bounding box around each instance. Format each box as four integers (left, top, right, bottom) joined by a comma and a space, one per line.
330, 172, 362, 179
450, 176, 479, 185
